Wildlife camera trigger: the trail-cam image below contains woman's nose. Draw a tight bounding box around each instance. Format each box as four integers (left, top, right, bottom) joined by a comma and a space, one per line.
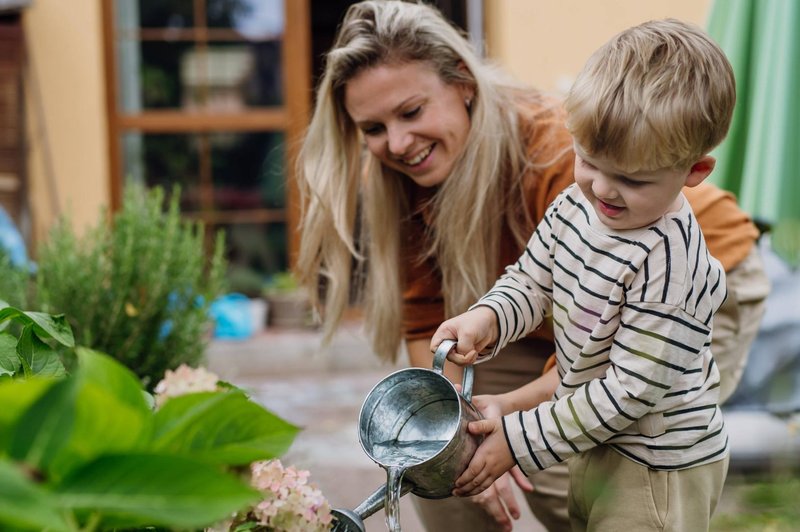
387, 125, 413, 156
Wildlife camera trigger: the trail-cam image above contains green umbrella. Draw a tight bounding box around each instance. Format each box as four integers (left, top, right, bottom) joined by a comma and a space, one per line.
707, 0, 800, 226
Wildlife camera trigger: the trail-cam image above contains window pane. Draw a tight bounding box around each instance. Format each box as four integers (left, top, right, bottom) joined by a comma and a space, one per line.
122, 132, 201, 211
115, 0, 194, 29
200, 41, 283, 108
223, 222, 288, 279
211, 132, 285, 211
207, 0, 284, 38
117, 40, 196, 111
140, 0, 194, 28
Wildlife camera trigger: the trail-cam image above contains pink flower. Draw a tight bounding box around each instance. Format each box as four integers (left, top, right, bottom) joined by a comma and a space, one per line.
153, 364, 221, 408
247, 459, 332, 531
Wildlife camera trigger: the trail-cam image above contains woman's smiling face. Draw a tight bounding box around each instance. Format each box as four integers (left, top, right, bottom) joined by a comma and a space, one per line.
344, 61, 473, 188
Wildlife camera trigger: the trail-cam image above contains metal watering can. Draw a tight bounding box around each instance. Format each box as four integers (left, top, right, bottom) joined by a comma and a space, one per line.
331, 339, 484, 531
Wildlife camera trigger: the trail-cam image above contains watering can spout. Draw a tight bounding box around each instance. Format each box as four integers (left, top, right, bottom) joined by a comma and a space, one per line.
331, 481, 413, 532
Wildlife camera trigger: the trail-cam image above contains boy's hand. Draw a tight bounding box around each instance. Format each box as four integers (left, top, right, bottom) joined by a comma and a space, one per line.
431, 306, 498, 366
453, 418, 516, 497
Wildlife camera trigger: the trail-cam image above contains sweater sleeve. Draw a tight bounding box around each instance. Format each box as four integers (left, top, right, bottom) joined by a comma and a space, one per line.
501, 301, 716, 473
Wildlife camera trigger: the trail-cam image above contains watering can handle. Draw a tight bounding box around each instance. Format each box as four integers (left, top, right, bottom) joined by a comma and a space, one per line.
433, 339, 475, 402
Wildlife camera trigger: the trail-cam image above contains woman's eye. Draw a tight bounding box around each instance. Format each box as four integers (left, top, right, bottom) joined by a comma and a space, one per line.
362, 124, 384, 136
402, 106, 421, 119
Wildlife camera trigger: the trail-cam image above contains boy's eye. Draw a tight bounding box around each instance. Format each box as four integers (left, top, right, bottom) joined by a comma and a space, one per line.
580, 158, 597, 169
618, 176, 645, 187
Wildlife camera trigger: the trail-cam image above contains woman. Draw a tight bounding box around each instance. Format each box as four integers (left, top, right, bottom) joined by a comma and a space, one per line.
296, 2, 768, 530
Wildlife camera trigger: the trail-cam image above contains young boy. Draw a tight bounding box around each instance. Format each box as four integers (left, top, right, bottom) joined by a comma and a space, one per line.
431, 19, 734, 531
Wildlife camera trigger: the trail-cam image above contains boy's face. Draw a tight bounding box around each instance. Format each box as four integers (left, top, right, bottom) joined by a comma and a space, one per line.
573, 143, 691, 231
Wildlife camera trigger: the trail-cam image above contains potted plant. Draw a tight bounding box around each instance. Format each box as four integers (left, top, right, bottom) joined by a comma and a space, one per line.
262, 272, 314, 329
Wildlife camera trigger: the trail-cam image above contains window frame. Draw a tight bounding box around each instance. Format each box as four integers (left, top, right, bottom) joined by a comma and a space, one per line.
101, 0, 310, 265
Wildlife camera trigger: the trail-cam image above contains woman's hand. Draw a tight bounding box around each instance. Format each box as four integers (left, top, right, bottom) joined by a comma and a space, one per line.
431, 306, 498, 365
468, 468, 534, 531
471, 393, 508, 419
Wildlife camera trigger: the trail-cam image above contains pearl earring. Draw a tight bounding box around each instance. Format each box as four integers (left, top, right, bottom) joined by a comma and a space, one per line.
465, 97, 472, 108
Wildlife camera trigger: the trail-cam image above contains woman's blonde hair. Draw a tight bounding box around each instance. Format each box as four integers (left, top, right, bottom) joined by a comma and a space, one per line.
296, 0, 541, 361
565, 18, 735, 173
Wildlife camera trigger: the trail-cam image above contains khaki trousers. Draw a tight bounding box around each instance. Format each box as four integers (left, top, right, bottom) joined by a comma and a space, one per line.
568, 446, 728, 532
713, 246, 770, 403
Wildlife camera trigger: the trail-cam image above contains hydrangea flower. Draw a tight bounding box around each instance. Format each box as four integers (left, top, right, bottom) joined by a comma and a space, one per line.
155, 366, 332, 531
248, 459, 333, 532
153, 364, 221, 408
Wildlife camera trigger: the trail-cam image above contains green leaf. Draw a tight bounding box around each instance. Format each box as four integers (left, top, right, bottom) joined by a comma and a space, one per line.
0, 305, 22, 324
0, 378, 56, 453
153, 391, 299, 465
54, 453, 259, 530
0, 332, 19, 377
26, 311, 75, 347
9, 353, 152, 481
0, 307, 75, 347
17, 326, 66, 378
0, 459, 71, 532
75, 347, 151, 413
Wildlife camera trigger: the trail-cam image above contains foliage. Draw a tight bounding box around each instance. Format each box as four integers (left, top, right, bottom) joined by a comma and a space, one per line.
712, 475, 800, 531
771, 218, 800, 269
0, 251, 31, 309
228, 265, 267, 298
0, 348, 299, 532
33, 185, 226, 388
0, 301, 74, 380
154, 365, 332, 532
263, 271, 301, 296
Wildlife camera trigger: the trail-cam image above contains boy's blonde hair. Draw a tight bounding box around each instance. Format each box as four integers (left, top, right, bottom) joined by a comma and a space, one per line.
565, 18, 735, 173
296, 1, 553, 360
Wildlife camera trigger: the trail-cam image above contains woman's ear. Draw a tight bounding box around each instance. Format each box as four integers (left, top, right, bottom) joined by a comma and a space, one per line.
684, 156, 716, 187
456, 61, 476, 106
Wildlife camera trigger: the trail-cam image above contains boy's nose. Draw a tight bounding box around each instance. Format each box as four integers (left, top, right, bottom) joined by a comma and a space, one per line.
592, 176, 617, 200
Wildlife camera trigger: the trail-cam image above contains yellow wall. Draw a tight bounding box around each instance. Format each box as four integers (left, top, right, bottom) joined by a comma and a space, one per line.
17, 0, 716, 246
24, 0, 109, 244
485, 0, 713, 94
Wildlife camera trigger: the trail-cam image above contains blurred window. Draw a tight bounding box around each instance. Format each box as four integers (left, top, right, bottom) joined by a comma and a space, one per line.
104, 0, 309, 279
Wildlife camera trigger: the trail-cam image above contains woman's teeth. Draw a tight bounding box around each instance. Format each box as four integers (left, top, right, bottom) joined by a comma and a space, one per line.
404, 145, 433, 165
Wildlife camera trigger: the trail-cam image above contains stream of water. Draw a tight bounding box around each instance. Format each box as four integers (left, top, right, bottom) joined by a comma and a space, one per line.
372, 440, 448, 531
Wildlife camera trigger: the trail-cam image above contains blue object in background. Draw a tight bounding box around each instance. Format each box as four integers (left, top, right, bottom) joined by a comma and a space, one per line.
0, 205, 29, 268
209, 293, 256, 340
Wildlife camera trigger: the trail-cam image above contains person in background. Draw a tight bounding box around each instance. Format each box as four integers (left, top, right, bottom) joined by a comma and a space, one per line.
295, 2, 768, 530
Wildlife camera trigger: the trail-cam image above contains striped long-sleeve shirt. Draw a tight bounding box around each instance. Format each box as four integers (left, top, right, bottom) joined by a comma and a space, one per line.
475, 184, 728, 473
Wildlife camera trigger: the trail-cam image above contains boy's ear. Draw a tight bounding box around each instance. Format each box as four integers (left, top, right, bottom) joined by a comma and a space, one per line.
684, 156, 716, 187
